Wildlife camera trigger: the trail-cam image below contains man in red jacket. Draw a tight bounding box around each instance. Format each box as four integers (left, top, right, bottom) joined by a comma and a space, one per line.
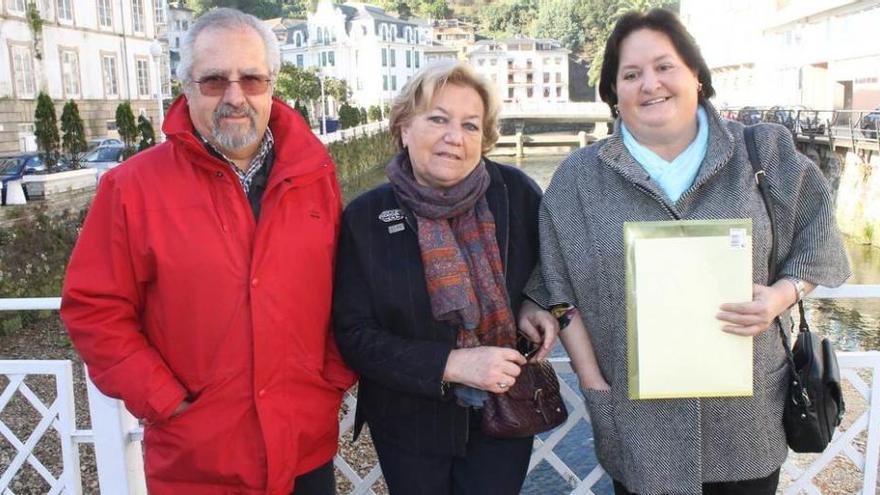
61, 8, 355, 495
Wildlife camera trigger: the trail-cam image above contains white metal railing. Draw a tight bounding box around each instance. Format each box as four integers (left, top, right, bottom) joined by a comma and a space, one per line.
1, 285, 879, 494
501, 101, 612, 120
317, 121, 388, 145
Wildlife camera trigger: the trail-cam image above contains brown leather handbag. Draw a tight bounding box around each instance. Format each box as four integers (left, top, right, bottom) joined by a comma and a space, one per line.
481, 360, 568, 438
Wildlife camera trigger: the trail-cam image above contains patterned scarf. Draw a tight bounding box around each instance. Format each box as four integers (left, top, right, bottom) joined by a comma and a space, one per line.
386, 152, 518, 405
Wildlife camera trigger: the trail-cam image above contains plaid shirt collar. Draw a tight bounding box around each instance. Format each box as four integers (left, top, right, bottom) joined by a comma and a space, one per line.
197, 128, 275, 195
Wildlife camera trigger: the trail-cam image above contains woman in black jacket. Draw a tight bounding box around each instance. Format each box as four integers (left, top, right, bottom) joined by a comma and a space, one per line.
333, 60, 558, 494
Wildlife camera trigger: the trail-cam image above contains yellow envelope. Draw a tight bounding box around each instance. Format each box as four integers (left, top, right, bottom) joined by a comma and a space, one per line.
625, 219, 754, 400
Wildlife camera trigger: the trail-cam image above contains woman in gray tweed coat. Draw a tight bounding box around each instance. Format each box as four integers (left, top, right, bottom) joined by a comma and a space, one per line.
525, 9, 850, 495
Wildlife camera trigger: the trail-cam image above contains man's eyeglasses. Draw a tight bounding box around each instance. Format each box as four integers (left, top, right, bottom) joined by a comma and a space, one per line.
193, 75, 272, 96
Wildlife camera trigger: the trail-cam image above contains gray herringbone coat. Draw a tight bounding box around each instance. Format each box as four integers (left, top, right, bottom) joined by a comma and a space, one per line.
527, 104, 850, 494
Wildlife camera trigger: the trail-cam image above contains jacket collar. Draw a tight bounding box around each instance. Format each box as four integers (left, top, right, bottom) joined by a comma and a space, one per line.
162, 95, 332, 186
596, 100, 736, 213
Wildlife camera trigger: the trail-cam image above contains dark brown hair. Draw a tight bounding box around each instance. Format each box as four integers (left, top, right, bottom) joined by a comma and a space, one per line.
598, 8, 715, 117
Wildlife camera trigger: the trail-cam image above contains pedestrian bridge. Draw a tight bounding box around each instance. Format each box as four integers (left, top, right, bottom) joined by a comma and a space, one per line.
1, 288, 879, 494
500, 101, 613, 124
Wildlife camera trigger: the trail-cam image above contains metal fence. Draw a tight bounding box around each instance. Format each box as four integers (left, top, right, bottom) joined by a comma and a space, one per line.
1, 286, 879, 494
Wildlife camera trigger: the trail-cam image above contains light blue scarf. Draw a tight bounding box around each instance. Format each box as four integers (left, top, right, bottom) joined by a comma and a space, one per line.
621, 105, 709, 203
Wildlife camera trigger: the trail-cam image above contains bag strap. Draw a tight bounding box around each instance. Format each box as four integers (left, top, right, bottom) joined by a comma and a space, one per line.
743, 126, 811, 401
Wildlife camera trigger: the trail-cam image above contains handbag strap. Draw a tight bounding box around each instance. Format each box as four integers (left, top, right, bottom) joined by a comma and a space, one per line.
743, 126, 811, 400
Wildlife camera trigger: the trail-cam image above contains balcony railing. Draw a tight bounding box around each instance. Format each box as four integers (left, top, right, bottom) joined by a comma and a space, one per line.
1, 285, 879, 494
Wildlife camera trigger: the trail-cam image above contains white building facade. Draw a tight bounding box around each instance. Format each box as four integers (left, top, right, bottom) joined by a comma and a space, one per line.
277, 0, 432, 110
467, 38, 570, 104
681, 0, 880, 111
0, 0, 171, 154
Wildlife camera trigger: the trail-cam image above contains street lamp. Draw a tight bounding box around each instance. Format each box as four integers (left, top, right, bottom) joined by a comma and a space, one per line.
318, 74, 327, 135
149, 39, 165, 142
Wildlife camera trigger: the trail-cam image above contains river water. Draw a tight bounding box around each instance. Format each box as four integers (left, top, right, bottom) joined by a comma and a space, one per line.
342, 152, 879, 494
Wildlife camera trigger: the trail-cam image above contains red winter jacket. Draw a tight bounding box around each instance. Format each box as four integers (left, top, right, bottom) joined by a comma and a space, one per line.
61, 96, 356, 494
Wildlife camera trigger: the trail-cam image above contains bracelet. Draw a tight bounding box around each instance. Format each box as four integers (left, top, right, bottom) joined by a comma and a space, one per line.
784, 277, 806, 304
550, 304, 577, 332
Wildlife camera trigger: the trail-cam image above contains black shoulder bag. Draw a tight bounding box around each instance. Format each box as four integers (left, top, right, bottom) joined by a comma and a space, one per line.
744, 125, 845, 453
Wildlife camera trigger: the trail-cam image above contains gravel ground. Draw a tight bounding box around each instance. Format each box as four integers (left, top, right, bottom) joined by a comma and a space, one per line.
1, 316, 877, 494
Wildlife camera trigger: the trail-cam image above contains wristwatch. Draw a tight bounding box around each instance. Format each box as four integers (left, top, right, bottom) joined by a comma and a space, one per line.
786, 277, 806, 303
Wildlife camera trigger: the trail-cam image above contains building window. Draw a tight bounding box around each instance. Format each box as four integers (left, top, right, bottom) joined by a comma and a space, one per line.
527, 87, 533, 98
10, 44, 36, 98
392, 75, 397, 90
391, 25, 397, 40
60, 49, 81, 97
380, 24, 388, 41
543, 73, 550, 83
97, 0, 113, 28
160, 55, 171, 95
390, 48, 396, 67
507, 87, 514, 99
102, 54, 119, 97
406, 51, 411, 68
296, 54, 304, 67
381, 48, 387, 67
490, 58, 497, 66
154, 0, 166, 25
132, 0, 145, 32
328, 51, 335, 66
136, 58, 150, 96
414, 51, 420, 68
294, 32, 303, 47
321, 52, 327, 67
555, 57, 562, 64
543, 88, 550, 98
383, 75, 388, 91
556, 86, 562, 97
556, 72, 562, 83
7, 0, 26, 13
57, 0, 73, 21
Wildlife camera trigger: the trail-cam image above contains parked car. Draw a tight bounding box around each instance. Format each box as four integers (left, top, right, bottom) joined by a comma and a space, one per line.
736, 106, 763, 125
859, 107, 880, 139
87, 138, 124, 150
82, 145, 125, 178
0, 153, 67, 204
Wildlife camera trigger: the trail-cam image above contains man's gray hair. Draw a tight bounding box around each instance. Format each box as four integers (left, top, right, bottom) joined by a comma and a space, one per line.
177, 7, 281, 85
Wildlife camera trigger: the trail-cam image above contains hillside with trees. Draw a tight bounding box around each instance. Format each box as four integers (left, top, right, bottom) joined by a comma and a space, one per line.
185, 0, 678, 83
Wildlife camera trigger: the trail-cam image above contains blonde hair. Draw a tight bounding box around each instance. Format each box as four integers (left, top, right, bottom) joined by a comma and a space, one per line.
390, 60, 500, 154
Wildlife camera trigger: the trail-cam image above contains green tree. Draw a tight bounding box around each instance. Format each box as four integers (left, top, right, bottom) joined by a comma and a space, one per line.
368, 105, 382, 122
137, 115, 156, 151
115, 102, 138, 159
274, 63, 321, 104
337, 103, 360, 129
358, 107, 368, 125
191, 0, 307, 18
532, 0, 585, 53
294, 100, 311, 125
579, 0, 676, 84
419, 0, 452, 18
479, 0, 537, 37
60, 100, 88, 168
34, 92, 60, 171
325, 77, 349, 103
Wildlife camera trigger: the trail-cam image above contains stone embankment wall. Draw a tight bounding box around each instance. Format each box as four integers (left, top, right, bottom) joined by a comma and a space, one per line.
800, 142, 880, 248
836, 150, 880, 247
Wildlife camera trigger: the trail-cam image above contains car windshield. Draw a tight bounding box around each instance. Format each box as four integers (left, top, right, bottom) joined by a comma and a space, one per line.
0, 158, 23, 176
84, 147, 122, 162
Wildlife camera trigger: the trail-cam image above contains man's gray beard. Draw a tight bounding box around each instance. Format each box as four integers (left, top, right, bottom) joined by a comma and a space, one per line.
211, 104, 259, 151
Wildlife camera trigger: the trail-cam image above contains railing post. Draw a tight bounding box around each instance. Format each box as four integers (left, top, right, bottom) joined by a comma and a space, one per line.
864, 362, 880, 495
85, 368, 147, 495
